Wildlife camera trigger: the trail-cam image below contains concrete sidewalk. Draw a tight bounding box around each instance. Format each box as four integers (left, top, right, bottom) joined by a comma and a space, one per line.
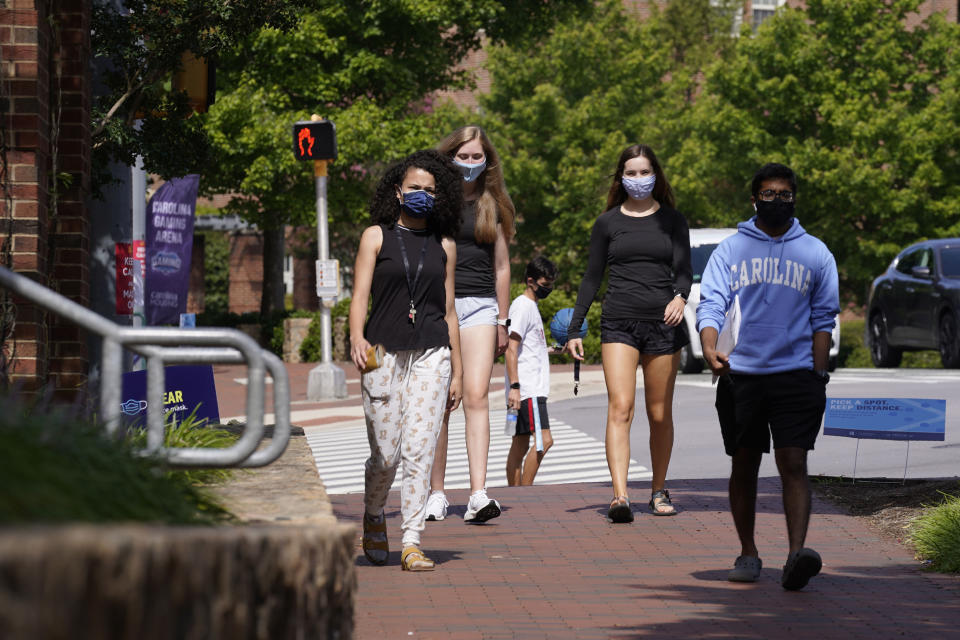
330, 479, 960, 639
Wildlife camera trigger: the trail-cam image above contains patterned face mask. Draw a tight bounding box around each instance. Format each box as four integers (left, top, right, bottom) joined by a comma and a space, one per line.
621, 174, 656, 200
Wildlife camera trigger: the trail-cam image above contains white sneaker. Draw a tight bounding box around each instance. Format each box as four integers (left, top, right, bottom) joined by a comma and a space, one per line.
463, 489, 501, 524
425, 491, 448, 522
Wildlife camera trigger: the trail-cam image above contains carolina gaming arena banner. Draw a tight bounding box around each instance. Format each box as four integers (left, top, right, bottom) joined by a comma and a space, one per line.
145, 174, 199, 325
120, 365, 220, 427
824, 398, 946, 441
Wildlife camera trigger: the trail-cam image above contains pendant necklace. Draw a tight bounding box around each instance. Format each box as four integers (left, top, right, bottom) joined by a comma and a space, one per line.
394, 226, 428, 325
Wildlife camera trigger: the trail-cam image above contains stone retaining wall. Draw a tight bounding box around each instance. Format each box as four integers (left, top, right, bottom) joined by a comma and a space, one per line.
0, 523, 356, 640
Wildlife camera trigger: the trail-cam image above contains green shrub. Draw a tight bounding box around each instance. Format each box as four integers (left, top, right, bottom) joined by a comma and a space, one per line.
902, 351, 944, 369
300, 298, 353, 362
911, 490, 960, 573
196, 309, 291, 357
126, 410, 240, 486
506, 283, 603, 365
0, 401, 231, 525
839, 318, 872, 368
199, 230, 230, 316
837, 318, 943, 369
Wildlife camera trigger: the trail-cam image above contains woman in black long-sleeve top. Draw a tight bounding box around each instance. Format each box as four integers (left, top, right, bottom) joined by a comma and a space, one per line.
565, 144, 692, 522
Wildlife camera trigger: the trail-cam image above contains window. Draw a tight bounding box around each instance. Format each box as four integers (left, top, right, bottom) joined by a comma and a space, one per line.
895, 248, 923, 274
940, 247, 960, 278
691, 243, 720, 283
752, 0, 787, 31
896, 247, 935, 276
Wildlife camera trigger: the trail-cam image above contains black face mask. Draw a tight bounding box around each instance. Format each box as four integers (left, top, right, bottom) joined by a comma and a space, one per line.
533, 283, 553, 300
755, 199, 794, 229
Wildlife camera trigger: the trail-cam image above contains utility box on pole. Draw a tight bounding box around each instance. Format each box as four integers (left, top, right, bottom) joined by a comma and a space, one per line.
295, 115, 347, 401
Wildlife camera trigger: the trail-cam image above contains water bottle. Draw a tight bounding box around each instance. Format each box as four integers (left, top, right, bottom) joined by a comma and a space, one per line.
504, 406, 518, 436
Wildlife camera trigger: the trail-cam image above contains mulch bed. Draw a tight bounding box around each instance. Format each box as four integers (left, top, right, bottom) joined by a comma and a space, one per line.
812, 476, 960, 548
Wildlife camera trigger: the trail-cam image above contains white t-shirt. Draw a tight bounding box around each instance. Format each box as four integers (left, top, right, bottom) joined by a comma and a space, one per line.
505, 295, 550, 400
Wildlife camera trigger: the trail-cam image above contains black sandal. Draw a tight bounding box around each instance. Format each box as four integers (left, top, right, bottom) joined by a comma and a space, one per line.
607, 496, 634, 523
649, 489, 678, 516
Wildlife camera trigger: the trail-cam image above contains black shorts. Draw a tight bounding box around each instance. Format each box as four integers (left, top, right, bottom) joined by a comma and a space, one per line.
715, 370, 827, 456
515, 397, 549, 437
600, 318, 689, 355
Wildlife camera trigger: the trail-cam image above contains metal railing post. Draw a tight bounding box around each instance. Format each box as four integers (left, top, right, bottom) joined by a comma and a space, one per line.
101, 338, 123, 437
146, 355, 166, 453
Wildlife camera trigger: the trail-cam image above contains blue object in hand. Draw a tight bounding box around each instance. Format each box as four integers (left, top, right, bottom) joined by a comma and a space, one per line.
549, 307, 587, 345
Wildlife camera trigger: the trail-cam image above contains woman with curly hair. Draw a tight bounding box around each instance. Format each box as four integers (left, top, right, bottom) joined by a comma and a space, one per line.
349, 150, 464, 571
425, 125, 516, 524
565, 144, 692, 522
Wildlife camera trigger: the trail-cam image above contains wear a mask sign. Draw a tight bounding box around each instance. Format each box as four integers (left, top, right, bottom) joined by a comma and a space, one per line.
120, 365, 220, 428
145, 175, 199, 325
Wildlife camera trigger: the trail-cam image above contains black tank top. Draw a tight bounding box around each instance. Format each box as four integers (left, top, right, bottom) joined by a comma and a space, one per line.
454, 201, 496, 298
365, 224, 449, 351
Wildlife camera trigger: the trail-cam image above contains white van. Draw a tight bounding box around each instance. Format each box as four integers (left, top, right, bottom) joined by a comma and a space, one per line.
679, 228, 840, 373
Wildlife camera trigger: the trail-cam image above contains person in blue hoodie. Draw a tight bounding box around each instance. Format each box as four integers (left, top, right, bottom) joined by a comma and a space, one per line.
696, 163, 839, 591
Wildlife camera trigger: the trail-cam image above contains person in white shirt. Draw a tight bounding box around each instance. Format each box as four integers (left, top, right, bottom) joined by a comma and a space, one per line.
505, 257, 558, 485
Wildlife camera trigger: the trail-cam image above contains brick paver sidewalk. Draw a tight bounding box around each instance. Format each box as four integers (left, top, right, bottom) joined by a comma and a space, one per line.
329, 479, 960, 639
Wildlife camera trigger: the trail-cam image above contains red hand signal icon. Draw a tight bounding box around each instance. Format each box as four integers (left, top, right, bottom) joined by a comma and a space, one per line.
292, 120, 336, 161
298, 127, 315, 157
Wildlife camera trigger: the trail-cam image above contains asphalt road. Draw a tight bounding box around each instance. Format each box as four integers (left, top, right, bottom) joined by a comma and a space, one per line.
550, 368, 960, 481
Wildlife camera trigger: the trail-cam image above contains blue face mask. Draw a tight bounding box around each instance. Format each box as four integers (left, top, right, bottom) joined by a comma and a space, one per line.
400, 189, 435, 218
454, 159, 486, 183
622, 174, 656, 200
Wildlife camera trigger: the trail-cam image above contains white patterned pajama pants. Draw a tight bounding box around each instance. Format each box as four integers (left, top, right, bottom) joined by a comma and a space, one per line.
362, 346, 451, 547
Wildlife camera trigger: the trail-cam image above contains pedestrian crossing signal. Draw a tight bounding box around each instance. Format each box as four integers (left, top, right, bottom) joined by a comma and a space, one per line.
292, 120, 337, 161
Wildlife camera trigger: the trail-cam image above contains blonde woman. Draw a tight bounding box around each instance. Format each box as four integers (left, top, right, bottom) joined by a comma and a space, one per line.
425, 125, 516, 523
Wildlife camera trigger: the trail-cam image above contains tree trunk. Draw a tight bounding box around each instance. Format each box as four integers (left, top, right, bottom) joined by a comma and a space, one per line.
260, 224, 286, 318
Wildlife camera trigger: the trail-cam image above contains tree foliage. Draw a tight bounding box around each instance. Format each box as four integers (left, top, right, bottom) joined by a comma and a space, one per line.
479, 0, 739, 282
671, 0, 960, 299
203, 0, 590, 313
483, 0, 960, 302
90, 0, 303, 190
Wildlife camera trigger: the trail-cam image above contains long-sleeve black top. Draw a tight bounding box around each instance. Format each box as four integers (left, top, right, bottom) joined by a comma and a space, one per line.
569, 205, 692, 334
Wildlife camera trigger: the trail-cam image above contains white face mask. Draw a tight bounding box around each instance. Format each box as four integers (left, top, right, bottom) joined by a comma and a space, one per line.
622, 174, 656, 200
454, 159, 486, 182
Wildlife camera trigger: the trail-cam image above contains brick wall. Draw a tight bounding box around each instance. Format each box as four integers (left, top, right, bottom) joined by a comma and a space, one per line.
290, 225, 318, 312
228, 231, 262, 314
0, 0, 91, 398
186, 234, 204, 314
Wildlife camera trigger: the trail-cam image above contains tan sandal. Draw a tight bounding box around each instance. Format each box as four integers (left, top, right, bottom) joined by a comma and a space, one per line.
400, 546, 435, 571
362, 511, 388, 566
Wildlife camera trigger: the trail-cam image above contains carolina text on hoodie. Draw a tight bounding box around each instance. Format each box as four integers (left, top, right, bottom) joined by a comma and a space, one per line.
696, 217, 840, 374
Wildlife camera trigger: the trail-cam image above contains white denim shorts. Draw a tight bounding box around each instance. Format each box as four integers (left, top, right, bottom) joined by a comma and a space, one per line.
455, 296, 498, 329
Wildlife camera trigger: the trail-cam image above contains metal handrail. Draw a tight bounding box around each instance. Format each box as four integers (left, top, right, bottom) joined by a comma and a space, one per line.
139, 345, 291, 468
0, 265, 291, 468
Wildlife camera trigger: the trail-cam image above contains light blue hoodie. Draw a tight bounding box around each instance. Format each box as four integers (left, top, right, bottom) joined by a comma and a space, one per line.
696, 217, 840, 374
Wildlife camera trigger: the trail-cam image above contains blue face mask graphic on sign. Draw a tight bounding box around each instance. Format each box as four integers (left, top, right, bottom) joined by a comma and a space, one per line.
549, 307, 588, 345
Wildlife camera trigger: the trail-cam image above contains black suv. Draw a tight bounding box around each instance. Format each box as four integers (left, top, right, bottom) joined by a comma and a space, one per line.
865, 239, 960, 368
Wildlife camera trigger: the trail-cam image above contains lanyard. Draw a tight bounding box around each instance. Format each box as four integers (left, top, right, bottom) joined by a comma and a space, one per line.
394, 226, 428, 325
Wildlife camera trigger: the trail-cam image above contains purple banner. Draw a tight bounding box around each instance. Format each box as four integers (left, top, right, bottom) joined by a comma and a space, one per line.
145, 175, 199, 325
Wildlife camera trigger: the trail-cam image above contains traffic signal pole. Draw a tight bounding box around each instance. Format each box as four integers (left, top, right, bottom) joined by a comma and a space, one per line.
305, 115, 347, 401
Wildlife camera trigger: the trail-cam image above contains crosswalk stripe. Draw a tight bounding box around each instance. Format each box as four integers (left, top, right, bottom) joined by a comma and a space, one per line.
305, 412, 647, 494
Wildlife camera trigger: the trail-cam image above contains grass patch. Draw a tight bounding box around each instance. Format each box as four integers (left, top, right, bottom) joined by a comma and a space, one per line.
0, 400, 234, 525
911, 491, 960, 572
126, 410, 240, 486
